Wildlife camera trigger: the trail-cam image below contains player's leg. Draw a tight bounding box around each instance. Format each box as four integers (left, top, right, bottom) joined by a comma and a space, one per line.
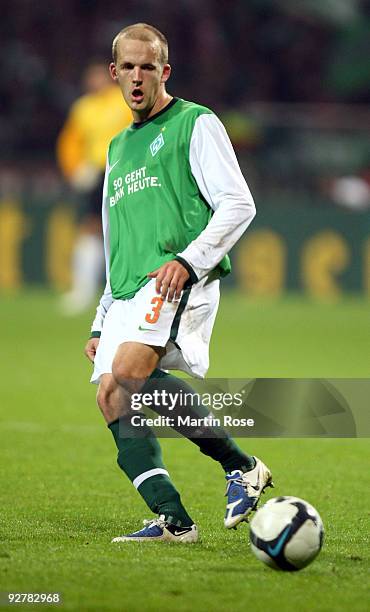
97, 342, 197, 542
143, 369, 255, 471
150, 275, 273, 528
143, 369, 273, 528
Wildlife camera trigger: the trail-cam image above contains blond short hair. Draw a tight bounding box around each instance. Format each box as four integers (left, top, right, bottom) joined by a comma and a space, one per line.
112, 23, 168, 66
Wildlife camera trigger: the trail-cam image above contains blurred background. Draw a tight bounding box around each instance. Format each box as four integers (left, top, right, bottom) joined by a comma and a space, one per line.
2, 4, 370, 605
1, 0, 370, 303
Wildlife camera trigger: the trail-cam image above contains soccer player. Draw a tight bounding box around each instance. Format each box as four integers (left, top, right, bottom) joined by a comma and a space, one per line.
84, 23, 273, 543
57, 62, 132, 314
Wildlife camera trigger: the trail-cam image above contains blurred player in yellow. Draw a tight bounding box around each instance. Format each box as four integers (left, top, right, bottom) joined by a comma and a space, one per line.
57, 62, 132, 314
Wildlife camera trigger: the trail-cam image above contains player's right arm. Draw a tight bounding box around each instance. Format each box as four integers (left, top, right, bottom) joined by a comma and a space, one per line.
85, 274, 113, 361
86, 156, 113, 358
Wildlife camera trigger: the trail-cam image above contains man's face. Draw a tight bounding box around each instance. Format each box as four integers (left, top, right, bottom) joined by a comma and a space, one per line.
110, 38, 170, 116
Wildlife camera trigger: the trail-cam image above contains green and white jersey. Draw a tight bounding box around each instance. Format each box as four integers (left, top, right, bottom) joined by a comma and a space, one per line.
92, 98, 255, 333
107, 98, 227, 299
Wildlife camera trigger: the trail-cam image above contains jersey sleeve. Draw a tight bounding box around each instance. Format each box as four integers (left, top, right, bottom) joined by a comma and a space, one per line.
90, 157, 114, 334
177, 113, 256, 281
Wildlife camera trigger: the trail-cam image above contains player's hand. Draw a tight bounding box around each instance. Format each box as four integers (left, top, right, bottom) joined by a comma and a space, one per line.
148, 261, 190, 302
84, 337, 100, 363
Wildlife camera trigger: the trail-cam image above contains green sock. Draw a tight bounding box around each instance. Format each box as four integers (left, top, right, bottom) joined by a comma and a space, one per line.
144, 369, 255, 473
108, 417, 194, 527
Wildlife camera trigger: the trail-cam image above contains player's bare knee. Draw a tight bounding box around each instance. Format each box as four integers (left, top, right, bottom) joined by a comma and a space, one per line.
111, 360, 147, 393
111, 352, 156, 389
96, 374, 135, 422
96, 375, 117, 413
96, 387, 110, 412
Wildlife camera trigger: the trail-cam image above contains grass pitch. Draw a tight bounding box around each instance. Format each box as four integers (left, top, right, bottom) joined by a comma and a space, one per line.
0, 291, 369, 611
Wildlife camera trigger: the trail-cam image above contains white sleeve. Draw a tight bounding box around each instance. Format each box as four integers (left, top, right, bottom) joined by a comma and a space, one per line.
177, 113, 256, 281
90, 278, 113, 334
90, 159, 114, 334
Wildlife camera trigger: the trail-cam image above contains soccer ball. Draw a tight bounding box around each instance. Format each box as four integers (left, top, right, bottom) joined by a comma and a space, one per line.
249, 496, 324, 571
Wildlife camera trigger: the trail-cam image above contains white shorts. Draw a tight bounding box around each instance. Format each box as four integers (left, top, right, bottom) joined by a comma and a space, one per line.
91, 276, 220, 384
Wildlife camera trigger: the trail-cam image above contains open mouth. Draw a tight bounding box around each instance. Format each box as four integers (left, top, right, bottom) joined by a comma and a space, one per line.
131, 88, 144, 103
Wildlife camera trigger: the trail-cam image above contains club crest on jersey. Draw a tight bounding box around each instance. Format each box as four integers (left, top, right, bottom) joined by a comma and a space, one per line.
150, 133, 165, 157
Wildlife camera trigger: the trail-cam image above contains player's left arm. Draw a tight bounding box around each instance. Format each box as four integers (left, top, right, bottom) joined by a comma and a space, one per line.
148, 113, 256, 300
177, 113, 256, 281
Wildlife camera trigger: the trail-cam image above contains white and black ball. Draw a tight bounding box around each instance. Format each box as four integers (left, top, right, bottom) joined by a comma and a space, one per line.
250, 496, 324, 571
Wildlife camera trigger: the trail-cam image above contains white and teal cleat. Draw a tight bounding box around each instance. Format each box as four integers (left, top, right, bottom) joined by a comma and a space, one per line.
224, 457, 274, 529
112, 515, 198, 543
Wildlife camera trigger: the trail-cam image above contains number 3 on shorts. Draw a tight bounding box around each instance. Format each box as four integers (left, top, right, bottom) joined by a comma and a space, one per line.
145, 296, 164, 324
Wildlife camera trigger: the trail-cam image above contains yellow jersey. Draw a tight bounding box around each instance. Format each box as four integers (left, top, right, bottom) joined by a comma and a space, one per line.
57, 85, 132, 179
